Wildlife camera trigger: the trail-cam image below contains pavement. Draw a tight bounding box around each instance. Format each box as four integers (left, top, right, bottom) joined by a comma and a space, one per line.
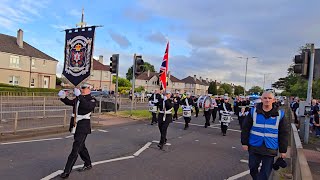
0, 113, 253, 180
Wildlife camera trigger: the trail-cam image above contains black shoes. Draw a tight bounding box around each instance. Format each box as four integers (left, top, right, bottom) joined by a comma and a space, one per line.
223, 133, 226, 136
204, 124, 207, 128
59, 172, 69, 179
78, 165, 92, 172
157, 143, 164, 150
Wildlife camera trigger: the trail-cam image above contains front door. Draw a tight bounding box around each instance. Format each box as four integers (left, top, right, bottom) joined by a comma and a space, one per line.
43, 77, 49, 88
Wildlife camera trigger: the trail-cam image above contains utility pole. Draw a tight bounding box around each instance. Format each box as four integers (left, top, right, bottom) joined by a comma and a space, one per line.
115, 55, 119, 114
238, 56, 257, 95
130, 54, 136, 116
304, 43, 315, 144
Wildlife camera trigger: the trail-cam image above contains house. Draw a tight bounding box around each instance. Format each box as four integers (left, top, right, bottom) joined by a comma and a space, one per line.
0, 29, 58, 88
135, 70, 159, 92
86, 55, 113, 91
167, 71, 185, 93
181, 75, 207, 95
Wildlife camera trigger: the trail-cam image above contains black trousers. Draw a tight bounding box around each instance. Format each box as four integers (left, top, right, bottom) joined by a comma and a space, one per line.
173, 106, 179, 120
195, 107, 199, 117
221, 122, 228, 134
204, 110, 212, 126
158, 113, 171, 144
64, 133, 91, 174
184, 117, 191, 127
151, 112, 157, 124
211, 108, 217, 122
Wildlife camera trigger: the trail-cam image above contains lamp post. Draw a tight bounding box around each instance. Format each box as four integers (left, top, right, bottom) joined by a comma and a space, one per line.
263, 73, 272, 90
238, 56, 258, 95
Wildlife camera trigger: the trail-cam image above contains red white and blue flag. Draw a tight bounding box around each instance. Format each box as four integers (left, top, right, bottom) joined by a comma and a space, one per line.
159, 41, 169, 90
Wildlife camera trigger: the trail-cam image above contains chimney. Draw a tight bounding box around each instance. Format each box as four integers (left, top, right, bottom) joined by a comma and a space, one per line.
210, 79, 212, 82
167, 71, 171, 78
147, 70, 150, 77
200, 76, 202, 82
193, 75, 196, 81
17, 29, 23, 48
206, 78, 208, 83
98, 55, 104, 64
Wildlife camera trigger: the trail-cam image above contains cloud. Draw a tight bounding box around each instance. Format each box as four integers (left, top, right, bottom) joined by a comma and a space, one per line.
146, 32, 167, 45
123, 8, 150, 22
187, 33, 219, 47
51, 24, 71, 30
68, 9, 81, 17
108, 30, 131, 49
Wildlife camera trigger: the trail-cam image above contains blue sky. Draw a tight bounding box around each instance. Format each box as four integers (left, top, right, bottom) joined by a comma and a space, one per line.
1, 0, 320, 89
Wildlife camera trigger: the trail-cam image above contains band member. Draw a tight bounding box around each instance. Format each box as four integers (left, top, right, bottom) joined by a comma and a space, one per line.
58, 83, 96, 179
149, 89, 161, 125
203, 95, 212, 128
210, 95, 218, 123
193, 95, 200, 117
238, 107, 248, 129
172, 91, 181, 121
216, 96, 223, 120
220, 96, 233, 136
157, 90, 174, 150
180, 92, 194, 130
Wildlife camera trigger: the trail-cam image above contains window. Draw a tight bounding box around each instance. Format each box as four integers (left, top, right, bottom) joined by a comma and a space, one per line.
105, 72, 108, 78
91, 73, 94, 77
10, 56, 20, 68
30, 78, 35, 87
43, 60, 46, 66
31, 59, 35, 68
9, 76, 20, 85
145, 81, 148, 84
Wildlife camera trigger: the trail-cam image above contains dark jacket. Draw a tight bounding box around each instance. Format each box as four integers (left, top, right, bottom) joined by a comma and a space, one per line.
149, 93, 162, 106
180, 97, 194, 107
158, 98, 174, 122
219, 102, 232, 112
61, 94, 96, 134
172, 95, 181, 108
241, 103, 289, 156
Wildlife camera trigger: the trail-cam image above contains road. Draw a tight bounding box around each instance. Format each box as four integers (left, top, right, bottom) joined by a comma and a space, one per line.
0, 114, 251, 180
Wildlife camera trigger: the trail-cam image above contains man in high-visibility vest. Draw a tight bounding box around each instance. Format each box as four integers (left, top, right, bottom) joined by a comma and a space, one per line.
241, 91, 289, 180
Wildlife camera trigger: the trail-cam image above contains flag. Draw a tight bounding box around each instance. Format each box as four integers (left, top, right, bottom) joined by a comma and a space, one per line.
62, 26, 95, 86
159, 41, 169, 90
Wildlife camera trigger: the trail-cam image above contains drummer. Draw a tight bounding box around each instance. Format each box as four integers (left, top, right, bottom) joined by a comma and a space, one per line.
148, 89, 161, 125
180, 92, 194, 130
220, 96, 233, 136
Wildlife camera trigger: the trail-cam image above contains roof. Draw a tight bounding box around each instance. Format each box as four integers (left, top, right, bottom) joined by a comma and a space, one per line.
136, 71, 158, 80
201, 79, 210, 86
181, 76, 205, 85
0, 33, 58, 61
93, 59, 110, 71
170, 75, 183, 82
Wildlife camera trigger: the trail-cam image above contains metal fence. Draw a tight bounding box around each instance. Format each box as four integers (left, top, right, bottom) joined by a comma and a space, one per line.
0, 91, 57, 97
290, 123, 313, 180
0, 95, 149, 134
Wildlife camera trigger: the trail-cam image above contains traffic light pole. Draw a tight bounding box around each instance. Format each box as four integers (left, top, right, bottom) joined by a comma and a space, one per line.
115, 54, 119, 114
130, 54, 136, 116
304, 43, 315, 144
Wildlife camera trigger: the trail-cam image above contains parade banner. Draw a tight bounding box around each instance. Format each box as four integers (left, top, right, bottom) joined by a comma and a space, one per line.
62, 26, 96, 86
159, 41, 169, 90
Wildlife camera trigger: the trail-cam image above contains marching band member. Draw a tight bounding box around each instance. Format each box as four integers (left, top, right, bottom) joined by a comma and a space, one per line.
172, 91, 181, 121
210, 95, 218, 123
180, 92, 194, 130
157, 90, 174, 150
220, 96, 233, 136
149, 89, 161, 125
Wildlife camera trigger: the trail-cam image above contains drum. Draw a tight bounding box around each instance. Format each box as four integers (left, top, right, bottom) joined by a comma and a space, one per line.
197, 95, 212, 109
182, 106, 192, 117
148, 104, 157, 112
221, 113, 232, 123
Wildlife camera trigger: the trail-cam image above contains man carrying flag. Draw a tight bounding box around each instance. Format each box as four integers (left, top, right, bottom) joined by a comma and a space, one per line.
159, 41, 169, 90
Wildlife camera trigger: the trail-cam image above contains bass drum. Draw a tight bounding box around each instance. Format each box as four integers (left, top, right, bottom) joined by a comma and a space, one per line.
197, 95, 212, 109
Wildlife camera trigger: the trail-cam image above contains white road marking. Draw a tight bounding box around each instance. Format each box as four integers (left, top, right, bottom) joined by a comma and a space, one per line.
178, 137, 182, 139
240, 159, 249, 163
152, 140, 172, 145
40, 170, 63, 180
97, 129, 109, 133
133, 142, 152, 156
232, 146, 236, 149
195, 140, 199, 142
65, 135, 73, 139
92, 156, 135, 166
41, 156, 135, 180
212, 143, 217, 145
226, 170, 250, 180
174, 121, 241, 132
1, 138, 63, 145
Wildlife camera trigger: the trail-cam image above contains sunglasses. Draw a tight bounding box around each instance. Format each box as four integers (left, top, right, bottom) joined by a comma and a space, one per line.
81, 86, 88, 89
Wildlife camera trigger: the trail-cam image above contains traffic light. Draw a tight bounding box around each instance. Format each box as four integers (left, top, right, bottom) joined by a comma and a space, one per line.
134, 55, 144, 76
109, 54, 119, 74
293, 50, 310, 78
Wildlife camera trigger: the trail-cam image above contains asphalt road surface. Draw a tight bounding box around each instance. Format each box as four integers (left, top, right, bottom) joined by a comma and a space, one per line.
0, 114, 251, 180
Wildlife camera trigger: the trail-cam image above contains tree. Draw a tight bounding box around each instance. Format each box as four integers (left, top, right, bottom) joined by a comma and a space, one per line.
126, 62, 156, 81
234, 85, 244, 95
248, 86, 263, 94
208, 81, 217, 95
112, 76, 131, 87
135, 86, 145, 92
56, 77, 62, 85
219, 83, 232, 95
217, 88, 225, 95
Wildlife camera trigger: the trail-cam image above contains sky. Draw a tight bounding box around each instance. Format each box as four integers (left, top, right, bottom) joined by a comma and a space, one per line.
1, 0, 320, 90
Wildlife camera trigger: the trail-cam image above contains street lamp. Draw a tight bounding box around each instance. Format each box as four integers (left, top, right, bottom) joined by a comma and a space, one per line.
263, 73, 272, 90
238, 56, 258, 96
